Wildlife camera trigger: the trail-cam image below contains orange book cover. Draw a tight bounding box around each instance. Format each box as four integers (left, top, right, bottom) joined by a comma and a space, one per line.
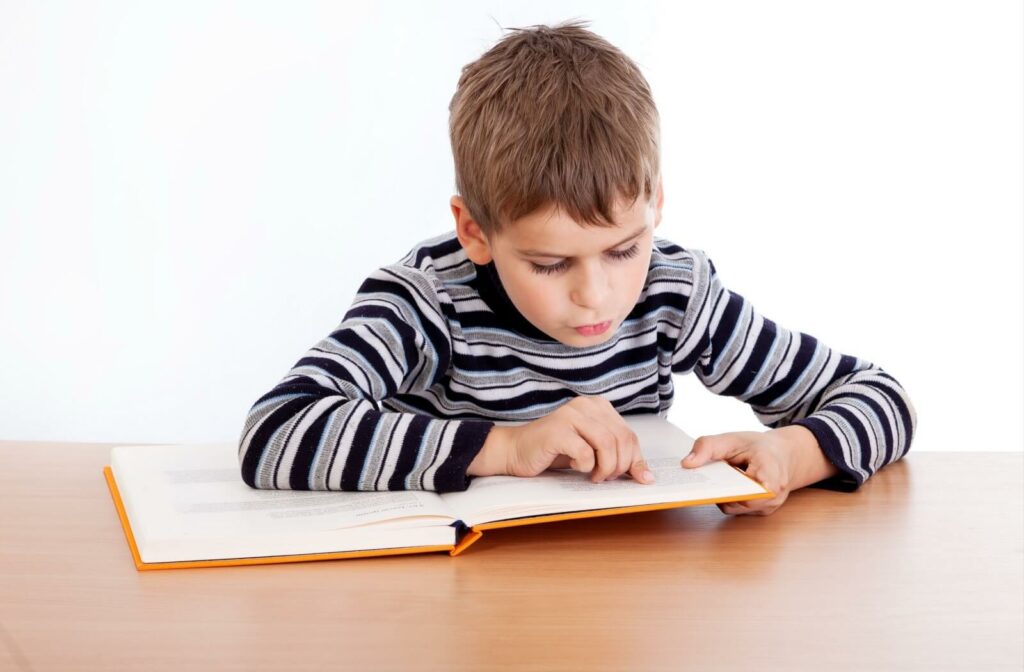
104, 415, 773, 571
104, 463, 773, 570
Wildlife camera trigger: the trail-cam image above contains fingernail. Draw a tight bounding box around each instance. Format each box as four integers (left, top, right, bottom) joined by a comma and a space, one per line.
643, 470, 655, 483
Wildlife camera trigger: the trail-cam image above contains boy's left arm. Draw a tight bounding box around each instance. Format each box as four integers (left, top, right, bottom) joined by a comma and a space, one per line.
672, 251, 918, 516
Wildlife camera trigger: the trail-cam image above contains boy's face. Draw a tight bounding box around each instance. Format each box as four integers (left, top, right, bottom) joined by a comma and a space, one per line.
452, 180, 664, 348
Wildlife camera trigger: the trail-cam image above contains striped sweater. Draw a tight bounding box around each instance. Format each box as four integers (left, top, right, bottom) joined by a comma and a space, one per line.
238, 231, 917, 493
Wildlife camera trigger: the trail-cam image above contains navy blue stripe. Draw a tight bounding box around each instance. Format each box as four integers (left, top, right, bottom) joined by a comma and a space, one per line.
719, 312, 760, 396
368, 272, 452, 379
388, 414, 430, 489
340, 409, 380, 490
706, 291, 745, 378
240, 393, 319, 488
344, 303, 421, 373
414, 236, 463, 266
372, 419, 403, 489
289, 399, 345, 489
238, 232, 915, 494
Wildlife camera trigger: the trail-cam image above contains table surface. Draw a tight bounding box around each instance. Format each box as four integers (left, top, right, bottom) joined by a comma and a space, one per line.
1, 441, 1021, 672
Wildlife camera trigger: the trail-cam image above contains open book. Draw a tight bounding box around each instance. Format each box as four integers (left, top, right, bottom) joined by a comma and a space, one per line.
103, 415, 773, 570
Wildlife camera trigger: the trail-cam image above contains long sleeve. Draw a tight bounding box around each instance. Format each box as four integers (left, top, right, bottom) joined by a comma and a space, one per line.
671, 251, 917, 490
238, 265, 494, 493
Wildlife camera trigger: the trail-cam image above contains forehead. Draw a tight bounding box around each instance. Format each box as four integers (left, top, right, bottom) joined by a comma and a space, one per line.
497, 197, 651, 255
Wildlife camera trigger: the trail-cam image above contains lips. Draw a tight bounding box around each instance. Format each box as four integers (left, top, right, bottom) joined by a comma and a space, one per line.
574, 320, 611, 336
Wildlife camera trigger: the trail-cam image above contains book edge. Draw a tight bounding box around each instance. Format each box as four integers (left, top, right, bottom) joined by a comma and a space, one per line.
472, 490, 775, 532
447, 490, 774, 557
102, 466, 455, 571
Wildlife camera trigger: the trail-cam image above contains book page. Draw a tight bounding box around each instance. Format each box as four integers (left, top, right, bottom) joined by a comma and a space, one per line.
111, 443, 458, 544
440, 415, 768, 527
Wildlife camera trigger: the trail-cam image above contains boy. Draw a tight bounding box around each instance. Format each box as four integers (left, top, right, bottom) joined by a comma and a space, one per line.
238, 20, 916, 516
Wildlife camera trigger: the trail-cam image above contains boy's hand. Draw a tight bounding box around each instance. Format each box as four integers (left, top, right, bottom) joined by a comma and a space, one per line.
494, 396, 656, 484
682, 425, 840, 516
682, 429, 797, 516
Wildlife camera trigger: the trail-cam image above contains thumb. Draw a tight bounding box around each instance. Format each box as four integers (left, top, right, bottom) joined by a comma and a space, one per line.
682, 435, 743, 468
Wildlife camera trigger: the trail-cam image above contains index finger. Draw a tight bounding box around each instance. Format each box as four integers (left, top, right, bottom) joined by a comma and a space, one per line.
627, 458, 655, 484
585, 397, 643, 476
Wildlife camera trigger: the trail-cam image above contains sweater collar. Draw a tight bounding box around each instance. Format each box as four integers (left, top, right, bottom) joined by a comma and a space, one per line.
470, 260, 558, 343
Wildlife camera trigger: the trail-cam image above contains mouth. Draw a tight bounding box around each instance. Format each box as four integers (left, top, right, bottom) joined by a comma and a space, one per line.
573, 320, 612, 336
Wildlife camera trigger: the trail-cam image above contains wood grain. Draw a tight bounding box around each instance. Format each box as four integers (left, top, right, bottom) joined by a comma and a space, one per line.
0, 441, 1020, 672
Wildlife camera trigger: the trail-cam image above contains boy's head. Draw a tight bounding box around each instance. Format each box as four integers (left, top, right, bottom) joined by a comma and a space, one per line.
449, 19, 664, 348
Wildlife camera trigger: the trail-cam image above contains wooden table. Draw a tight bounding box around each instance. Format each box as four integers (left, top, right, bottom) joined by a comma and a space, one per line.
1, 442, 1021, 671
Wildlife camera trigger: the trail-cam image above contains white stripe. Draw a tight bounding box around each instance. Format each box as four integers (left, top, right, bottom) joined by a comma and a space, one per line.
706, 308, 760, 392
326, 402, 373, 489
815, 412, 869, 483
351, 323, 404, 386
453, 328, 656, 369
239, 394, 302, 460
311, 404, 349, 488
376, 414, 415, 488
380, 267, 449, 337
275, 396, 339, 488
421, 421, 459, 489
675, 251, 716, 361
405, 421, 446, 488
841, 401, 880, 473
302, 344, 377, 395
357, 414, 397, 489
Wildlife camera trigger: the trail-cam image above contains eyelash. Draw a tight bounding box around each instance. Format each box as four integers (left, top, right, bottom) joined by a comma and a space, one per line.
529, 243, 641, 275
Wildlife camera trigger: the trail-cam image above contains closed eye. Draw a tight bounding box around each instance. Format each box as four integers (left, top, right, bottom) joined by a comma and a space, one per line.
529, 243, 641, 275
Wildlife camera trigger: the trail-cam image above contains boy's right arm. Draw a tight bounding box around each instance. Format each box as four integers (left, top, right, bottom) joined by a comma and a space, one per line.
237, 265, 494, 493
239, 265, 655, 493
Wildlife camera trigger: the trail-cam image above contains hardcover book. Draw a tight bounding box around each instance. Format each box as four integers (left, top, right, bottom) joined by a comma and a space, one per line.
103, 415, 772, 570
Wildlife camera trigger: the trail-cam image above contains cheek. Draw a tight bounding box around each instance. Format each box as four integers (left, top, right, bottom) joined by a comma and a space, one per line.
622, 256, 651, 294
506, 270, 563, 314
524, 278, 565, 313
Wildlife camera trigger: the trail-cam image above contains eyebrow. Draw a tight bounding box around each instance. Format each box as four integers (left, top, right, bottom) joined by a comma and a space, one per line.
517, 225, 647, 258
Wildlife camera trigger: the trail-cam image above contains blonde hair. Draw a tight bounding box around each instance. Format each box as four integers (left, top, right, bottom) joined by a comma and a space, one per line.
448, 19, 661, 237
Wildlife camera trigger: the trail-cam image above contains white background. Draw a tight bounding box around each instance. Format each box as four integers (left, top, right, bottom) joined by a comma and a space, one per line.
1, 1, 1021, 455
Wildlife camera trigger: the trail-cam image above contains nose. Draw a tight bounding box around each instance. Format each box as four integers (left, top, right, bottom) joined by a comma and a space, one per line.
569, 261, 610, 309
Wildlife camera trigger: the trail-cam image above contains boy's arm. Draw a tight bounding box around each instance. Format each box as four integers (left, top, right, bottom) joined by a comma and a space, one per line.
671, 251, 918, 491
238, 265, 494, 493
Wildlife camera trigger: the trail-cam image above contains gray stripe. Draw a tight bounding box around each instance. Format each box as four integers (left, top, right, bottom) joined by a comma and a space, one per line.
239, 232, 914, 493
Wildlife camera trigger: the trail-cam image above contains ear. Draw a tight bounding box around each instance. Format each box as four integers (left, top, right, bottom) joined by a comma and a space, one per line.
451, 196, 494, 265
653, 176, 664, 229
